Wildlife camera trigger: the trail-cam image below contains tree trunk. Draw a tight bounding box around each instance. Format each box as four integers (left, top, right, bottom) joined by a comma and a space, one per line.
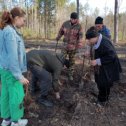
76, 0, 79, 19
44, 0, 47, 39
31, 6, 34, 31
114, 0, 119, 43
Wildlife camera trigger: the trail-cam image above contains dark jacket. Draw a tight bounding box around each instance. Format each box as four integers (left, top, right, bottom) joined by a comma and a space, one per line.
94, 36, 122, 85
26, 50, 64, 82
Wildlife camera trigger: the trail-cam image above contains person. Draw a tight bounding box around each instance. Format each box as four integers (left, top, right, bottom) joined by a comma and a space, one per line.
26, 49, 69, 107
95, 16, 111, 39
85, 26, 122, 106
56, 12, 83, 81
0, 7, 29, 126
0, 28, 2, 117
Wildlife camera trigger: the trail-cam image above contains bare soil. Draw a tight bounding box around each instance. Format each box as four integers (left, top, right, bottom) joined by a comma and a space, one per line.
1, 41, 126, 126
24, 42, 126, 126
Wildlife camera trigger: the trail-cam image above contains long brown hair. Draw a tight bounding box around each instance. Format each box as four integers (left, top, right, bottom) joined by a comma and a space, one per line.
0, 7, 26, 29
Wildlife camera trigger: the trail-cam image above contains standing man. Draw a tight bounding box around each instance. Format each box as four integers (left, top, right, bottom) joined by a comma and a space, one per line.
27, 50, 69, 107
56, 12, 83, 81
95, 16, 111, 39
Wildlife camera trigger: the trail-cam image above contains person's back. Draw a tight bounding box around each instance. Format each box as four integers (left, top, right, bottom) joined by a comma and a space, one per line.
27, 50, 63, 73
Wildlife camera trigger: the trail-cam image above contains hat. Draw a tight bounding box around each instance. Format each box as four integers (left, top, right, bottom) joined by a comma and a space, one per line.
95, 16, 103, 24
86, 26, 99, 39
70, 12, 78, 19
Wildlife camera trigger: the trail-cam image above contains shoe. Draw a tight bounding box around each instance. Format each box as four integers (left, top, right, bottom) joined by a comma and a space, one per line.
11, 119, 28, 126
11, 122, 19, 126
1, 119, 11, 126
38, 98, 53, 107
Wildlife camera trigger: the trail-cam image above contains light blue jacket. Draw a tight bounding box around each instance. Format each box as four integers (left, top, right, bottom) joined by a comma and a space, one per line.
0, 29, 3, 69
0, 25, 27, 80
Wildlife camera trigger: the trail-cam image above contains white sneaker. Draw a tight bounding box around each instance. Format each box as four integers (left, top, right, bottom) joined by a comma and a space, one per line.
11, 119, 28, 126
11, 122, 20, 126
1, 119, 11, 126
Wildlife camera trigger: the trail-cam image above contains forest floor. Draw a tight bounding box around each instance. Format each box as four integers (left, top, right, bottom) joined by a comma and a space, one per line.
25, 41, 126, 126
1, 41, 126, 126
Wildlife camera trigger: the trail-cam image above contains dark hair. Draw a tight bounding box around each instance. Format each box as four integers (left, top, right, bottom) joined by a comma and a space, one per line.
85, 26, 99, 39
70, 12, 78, 19
0, 7, 26, 29
95, 16, 103, 24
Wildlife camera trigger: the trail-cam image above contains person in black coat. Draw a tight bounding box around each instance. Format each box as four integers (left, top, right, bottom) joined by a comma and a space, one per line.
85, 26, 122, 106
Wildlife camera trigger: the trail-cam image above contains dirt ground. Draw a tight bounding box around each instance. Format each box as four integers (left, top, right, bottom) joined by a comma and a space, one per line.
24, 42, 126, 126
0, 42, 125, 126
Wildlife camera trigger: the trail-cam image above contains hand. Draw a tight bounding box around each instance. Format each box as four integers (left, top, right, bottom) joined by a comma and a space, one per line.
91, 60, 97, 66
55, 92, 60, 100
20, 77, 29, 85
84, 51, 90, 57
76, 42, 83, 49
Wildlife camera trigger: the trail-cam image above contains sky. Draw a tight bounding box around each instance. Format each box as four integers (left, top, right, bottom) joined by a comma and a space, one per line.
75, 0, 126, 15
1, 0, 126, 15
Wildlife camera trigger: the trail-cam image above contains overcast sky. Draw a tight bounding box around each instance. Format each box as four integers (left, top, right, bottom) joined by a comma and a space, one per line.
74, 0, 126, 15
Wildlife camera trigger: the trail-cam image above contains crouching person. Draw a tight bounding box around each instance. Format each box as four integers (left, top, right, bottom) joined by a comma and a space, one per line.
85, 26, 122, 106
26, 50, 69, 107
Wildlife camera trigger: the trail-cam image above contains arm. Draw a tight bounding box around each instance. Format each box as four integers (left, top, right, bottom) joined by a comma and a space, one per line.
91, 41, 116, 66
77, 25, 83, 48
56, 23, 64, 41
52, 68, 62, 92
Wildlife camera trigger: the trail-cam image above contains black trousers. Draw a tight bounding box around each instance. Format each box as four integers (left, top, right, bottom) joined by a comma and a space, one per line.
97, 84, 110, 102
30, 65, 52, 97
95, 72, 113, 102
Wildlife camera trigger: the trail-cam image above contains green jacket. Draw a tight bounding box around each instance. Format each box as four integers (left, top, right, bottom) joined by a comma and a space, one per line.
26, 50, 64, 82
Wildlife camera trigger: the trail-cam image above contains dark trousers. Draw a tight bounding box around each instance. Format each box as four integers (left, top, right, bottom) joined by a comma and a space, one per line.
97, 82, 113, 102
95, 70, 113, 102
30, 65, 52, 97
97, 84, 110, 102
